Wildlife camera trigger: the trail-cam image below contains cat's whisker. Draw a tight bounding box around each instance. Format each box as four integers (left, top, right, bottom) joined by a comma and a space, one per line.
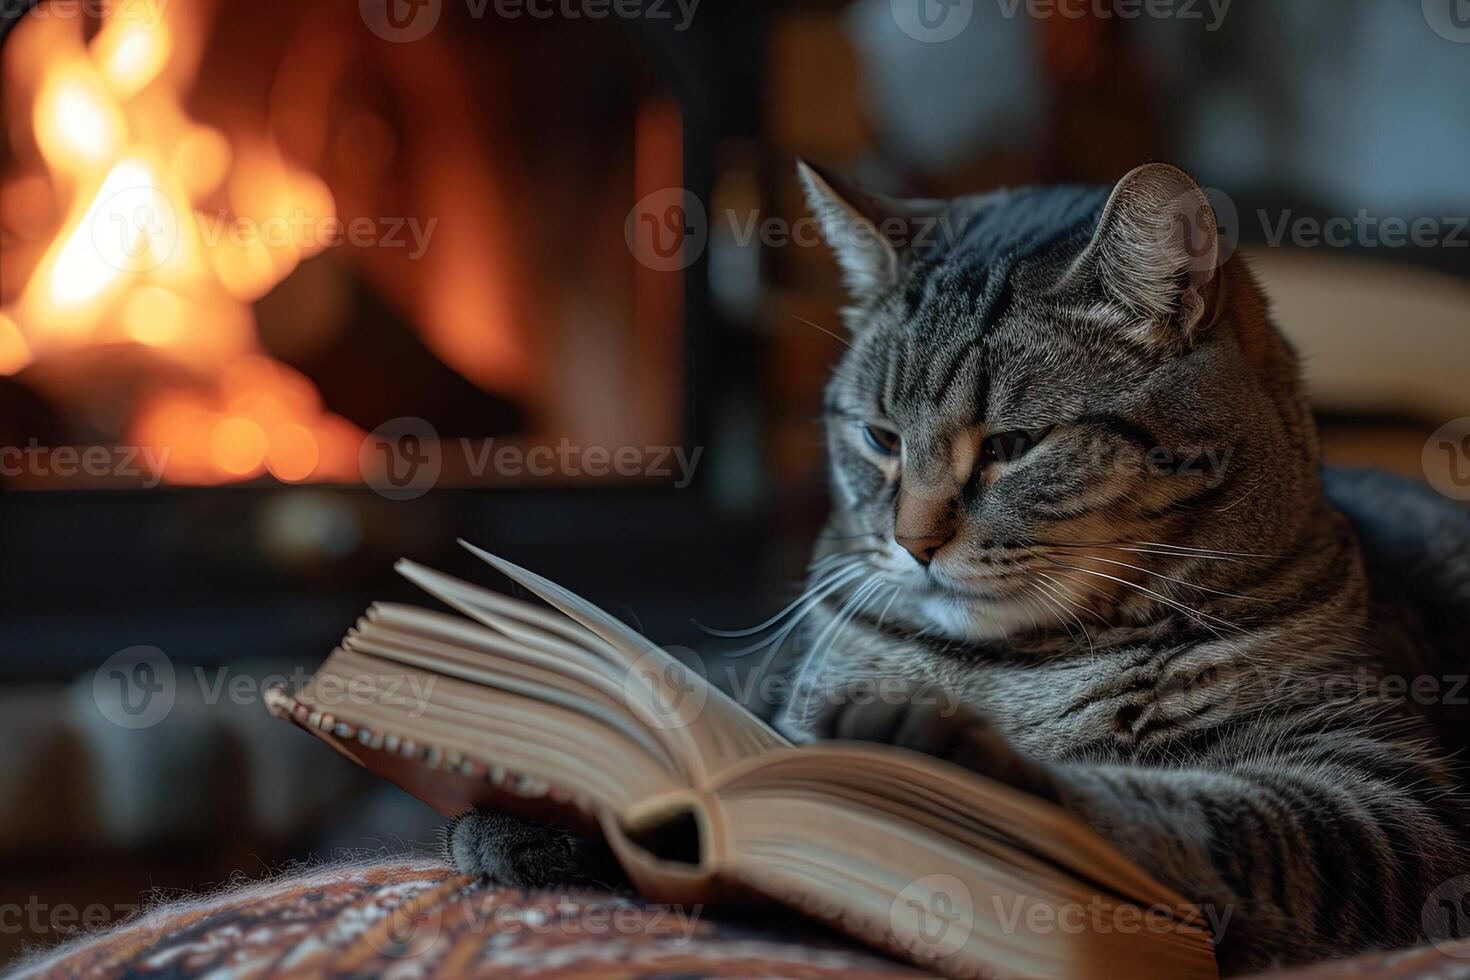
1023, 587, 1081, 646
1047, 566, 1121, 612
739, 585, 852, 714
807, 548, 880, 574
874, 585, 902, 632
813, 530, 887, 543
790, 313, 854, 351
1046, 543, 1245, 563
1034, 535, 1283, 561
1035, 572, 1112, 628
1028, 578, 1094, 653
699, 564, 858, 640
1042, 560, 1245, 638
1042, 551, 1271, 605
740, 566, 888, 694
1211, 475, 1268, 513
1126, 540, 1285, 561
1035, 540, 1265, 565
1103, 546, 1246, 563
792, 576, 885, 710
710, 563, 868, 648
808, 578, 882, 664
1013, 585, 1043, 636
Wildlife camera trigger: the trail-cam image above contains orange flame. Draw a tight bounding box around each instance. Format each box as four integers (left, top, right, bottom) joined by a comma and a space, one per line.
1, 1, 363, 485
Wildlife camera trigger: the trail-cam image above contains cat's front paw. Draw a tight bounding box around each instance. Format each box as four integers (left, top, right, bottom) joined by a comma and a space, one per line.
444, 810, 626, 890
815, 684, 1059, 802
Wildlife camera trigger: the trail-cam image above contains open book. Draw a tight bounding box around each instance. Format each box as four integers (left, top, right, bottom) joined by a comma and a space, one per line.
267, 543, 1219, 979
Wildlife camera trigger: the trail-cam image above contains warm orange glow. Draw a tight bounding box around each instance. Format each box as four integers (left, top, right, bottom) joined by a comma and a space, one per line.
132, 394, 217, 484
123, 285, 188, 346
210, 416, 269, 476
45, 158, 171, 312
0, 313, 31, 376
2, 0, 363, 486
195, 141, 341, 300
91, 17, 172, 99
0, 175, 56, 238
265, 422, 321, 482
171, 126, 232, 198
209, 232, 283, 301
129, 351, 357, 485
35, 68, 125, 172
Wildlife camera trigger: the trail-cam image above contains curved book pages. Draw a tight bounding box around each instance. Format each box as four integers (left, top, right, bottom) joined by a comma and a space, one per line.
266, 541, 1219, 980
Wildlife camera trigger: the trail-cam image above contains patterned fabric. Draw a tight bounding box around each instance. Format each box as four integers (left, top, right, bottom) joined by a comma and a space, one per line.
1268, 942, 1470, 979
8, 860, 928, 978
10, 860, 1468, 978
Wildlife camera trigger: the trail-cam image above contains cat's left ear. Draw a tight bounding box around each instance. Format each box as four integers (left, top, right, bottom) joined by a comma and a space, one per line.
797, 159, 946, 306
1061, 163, 1225, 348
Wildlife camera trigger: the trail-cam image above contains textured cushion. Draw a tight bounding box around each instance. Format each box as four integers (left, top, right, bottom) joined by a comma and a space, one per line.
10, 860, 1469, 978
7, 860, 928, 978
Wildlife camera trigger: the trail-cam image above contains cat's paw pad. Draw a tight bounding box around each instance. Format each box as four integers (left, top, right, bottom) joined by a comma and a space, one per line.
444, 810, 583, 888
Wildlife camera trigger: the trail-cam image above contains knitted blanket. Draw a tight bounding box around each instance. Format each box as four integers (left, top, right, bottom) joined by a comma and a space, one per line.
7, 860, 927, 978
9, 860, 1468, 978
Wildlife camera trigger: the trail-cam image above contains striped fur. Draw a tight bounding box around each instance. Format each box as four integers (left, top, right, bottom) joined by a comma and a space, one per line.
779, 162, 1470, 974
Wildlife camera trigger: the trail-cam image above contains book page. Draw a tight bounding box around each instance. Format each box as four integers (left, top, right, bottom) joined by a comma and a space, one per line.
407, 544, 791, 781
274, 539, 791, 825
710, 746, 1218, 980
283, 639, 677, 820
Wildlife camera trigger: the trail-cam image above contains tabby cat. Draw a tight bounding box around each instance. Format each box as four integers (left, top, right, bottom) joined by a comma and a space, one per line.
448, 162, 1470, 975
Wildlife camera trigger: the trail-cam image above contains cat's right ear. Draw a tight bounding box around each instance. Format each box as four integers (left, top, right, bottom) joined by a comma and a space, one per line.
1058, 163, 1225, 349
797, 159, 942, 306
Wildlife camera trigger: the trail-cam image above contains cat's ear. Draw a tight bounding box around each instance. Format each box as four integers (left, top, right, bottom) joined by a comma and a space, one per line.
796, 159, 942, 304
1062, 163, 1225, 347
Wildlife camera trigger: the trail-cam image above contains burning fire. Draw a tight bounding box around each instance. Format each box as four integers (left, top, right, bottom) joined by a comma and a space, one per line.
2, 0, 360, 484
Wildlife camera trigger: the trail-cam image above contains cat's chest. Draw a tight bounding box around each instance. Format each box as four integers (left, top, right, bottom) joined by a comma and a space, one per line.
953, 645, 1242, 760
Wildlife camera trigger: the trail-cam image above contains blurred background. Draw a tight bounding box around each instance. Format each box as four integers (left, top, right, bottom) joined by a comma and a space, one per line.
1, 0, 1467, 965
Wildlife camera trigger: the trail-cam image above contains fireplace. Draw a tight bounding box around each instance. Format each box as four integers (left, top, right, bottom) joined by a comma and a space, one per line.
0, 0, 771, 678
0, 0, 749, 486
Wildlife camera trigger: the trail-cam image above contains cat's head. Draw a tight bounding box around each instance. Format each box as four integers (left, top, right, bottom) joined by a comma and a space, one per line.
800, 161, 1319, 642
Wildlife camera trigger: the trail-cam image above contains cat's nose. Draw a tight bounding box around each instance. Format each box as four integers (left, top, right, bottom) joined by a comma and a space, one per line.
896, 533, 952, 567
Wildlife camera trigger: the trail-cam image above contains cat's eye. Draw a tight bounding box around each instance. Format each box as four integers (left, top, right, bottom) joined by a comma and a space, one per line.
862, 423, 901, 456
981, 428, 1049, 467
